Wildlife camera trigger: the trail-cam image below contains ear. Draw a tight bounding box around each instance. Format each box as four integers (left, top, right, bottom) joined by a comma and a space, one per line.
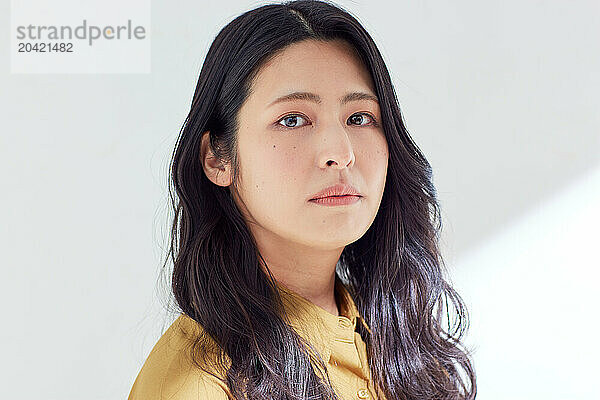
200, 130, 232, 187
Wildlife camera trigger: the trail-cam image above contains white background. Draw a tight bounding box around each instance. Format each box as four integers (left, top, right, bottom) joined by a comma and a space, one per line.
1, 0, 598, 399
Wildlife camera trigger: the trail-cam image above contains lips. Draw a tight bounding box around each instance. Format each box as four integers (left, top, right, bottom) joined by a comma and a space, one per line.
309, 183, 362, 200
309, 195, 362, 206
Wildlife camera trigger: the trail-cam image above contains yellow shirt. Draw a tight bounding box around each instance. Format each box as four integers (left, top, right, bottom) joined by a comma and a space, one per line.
128, 276, 380, 399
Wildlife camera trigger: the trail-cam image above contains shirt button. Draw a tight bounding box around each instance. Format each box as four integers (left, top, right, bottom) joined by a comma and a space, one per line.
357, 388, 369, 399
338, 317, 352, 328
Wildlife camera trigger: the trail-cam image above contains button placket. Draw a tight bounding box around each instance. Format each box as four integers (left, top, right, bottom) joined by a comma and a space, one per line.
338, 316, 352, 329
337, 316, 356, 342
329, 315, 363, 375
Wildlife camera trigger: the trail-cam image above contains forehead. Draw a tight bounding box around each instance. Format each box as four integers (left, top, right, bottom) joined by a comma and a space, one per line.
247, 39, 376, 102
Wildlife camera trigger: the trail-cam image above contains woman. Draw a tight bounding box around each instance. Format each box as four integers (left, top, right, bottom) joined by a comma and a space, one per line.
128, 0, 476, 399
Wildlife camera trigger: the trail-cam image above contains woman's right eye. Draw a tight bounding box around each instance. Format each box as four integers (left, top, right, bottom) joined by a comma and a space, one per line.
277, 114, 310, 129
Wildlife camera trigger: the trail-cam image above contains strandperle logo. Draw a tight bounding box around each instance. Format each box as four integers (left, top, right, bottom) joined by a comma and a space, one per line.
15, 19, 146, 46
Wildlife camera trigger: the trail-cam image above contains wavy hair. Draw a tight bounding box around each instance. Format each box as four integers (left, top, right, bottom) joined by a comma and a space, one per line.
160, 0, 476, 398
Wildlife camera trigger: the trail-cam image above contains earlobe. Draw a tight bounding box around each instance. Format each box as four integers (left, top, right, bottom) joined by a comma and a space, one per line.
200, 130, 232, 187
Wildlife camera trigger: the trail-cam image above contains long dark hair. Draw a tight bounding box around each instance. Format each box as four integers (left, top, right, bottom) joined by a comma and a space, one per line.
161, 0, 476, 398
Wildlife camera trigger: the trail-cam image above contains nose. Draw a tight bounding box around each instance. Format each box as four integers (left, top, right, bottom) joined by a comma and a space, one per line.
317, 121, 356, 169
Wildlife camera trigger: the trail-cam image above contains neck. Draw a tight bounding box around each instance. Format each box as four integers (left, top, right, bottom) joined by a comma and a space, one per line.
252, 233, 342, 317
276, 270, 340, 316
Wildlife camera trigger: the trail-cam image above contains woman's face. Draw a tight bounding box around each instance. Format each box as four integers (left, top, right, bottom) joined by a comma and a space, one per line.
232, 39, 388, 251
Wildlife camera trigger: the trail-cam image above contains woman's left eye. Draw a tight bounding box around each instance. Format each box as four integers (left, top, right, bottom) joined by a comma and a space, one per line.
347, 113, 377, 126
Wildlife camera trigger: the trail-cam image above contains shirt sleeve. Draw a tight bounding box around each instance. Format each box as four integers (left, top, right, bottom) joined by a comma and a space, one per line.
162, 371, 232, 400
127, 315, 234, 400
128, 367, 233, 400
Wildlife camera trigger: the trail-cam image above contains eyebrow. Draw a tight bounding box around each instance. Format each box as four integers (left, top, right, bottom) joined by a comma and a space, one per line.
267, 91, 379, 107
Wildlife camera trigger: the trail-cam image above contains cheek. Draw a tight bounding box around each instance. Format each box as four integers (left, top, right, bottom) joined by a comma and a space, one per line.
265, 143, 306, 188
375, 139, 389, 173
243, 142, 307, 205
243, 142, 309, 231
358, 133, 388, 175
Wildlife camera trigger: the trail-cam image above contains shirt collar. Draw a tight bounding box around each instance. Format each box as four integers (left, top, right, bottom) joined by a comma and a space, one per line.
273, 275, 372, 365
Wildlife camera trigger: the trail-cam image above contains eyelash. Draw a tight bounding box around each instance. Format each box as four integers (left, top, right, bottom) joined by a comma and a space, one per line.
275, 112, 379, 130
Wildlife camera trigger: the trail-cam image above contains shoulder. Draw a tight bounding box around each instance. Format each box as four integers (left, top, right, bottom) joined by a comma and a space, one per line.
128, 314, 233, 400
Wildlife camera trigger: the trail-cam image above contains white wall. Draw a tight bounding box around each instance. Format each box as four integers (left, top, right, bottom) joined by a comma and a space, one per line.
1, 0, 597, 398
